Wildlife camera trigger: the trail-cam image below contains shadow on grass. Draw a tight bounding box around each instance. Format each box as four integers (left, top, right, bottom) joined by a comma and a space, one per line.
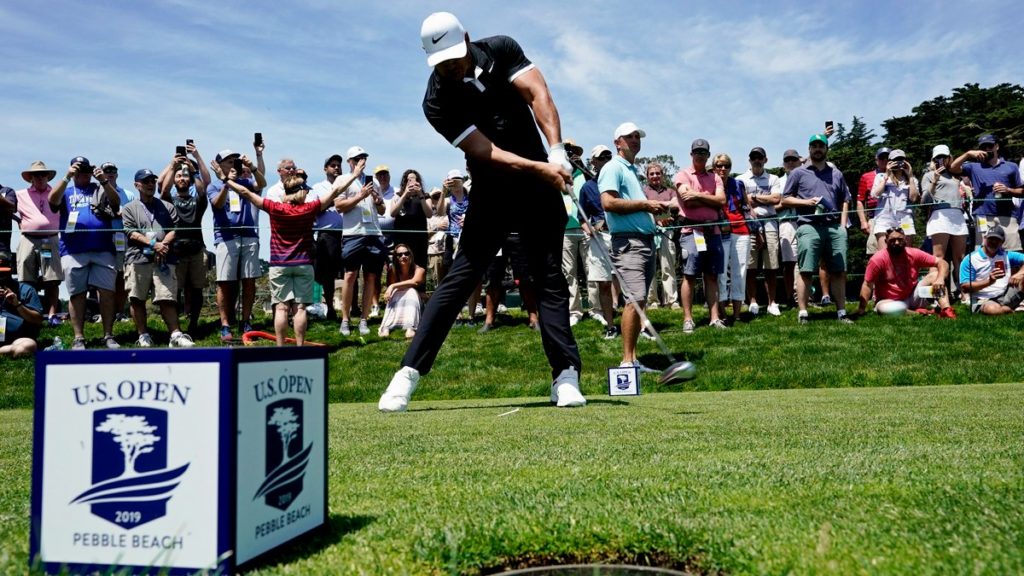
410, 399, 632, 412
239, 513, 375, 572
476, 549, 705, 575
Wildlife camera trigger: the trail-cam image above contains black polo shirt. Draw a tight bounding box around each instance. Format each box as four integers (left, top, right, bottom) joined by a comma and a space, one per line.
422, 35, 548, 175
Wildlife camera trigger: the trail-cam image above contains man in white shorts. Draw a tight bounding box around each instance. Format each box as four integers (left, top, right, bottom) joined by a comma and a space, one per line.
774, 149, 802, 305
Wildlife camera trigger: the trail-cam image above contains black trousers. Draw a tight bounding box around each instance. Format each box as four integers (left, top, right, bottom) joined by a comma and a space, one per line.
401, 179, 581, 379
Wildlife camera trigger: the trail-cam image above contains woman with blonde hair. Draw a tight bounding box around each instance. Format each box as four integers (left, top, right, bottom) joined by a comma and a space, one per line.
712, 153, 753, 323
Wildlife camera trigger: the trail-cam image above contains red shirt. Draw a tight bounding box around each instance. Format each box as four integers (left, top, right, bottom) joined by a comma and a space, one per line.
864, 247, 936, 301
857, 170, 881, 214
263, 199, 320, 266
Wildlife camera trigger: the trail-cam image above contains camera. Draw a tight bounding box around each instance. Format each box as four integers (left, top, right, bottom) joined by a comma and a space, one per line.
895, 160, 905, 169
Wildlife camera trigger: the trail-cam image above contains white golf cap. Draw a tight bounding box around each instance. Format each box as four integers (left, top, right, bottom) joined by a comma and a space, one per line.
421, 12, 468, 67
590, 145, 612, 158
613, 122, 646, 140
446, 168, 465, 180
932, 144, 951, 159
346, 146, 368, 160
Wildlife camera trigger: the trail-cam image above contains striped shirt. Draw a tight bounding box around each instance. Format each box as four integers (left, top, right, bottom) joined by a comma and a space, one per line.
263, 199, 320, 266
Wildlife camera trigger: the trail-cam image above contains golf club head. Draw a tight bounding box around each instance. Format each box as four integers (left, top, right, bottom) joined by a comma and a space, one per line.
659, 361, 696, 385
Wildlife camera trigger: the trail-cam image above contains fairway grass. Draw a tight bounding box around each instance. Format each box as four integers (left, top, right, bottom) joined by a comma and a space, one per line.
4, 383, 1023, 574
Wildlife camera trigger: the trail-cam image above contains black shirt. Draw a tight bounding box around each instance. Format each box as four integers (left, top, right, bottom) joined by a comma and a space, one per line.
422, 35, 547, 175
171, 188, 208, 256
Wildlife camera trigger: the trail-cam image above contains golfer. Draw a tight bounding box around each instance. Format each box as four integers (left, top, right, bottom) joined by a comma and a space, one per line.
378, 12, 585, 412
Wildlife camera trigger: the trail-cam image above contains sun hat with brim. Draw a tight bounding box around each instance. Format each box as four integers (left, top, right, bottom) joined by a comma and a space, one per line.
21, 161, 57, 183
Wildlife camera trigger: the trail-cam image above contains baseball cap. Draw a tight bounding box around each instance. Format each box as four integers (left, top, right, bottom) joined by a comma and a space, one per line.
70, 156, 91, 169
613, 122, 646, 140
931, 145, 951, 159
215, 150, 240, 163
590, 145, 612, 159
749, 146, 767, 159
875, 147, 891, 158
691, 138, 710, 153
374, 164, 390, 175
446, 169, 465, 180
889, 149, 907, 160
984, 225, 1006, 242
100, 162, 117, 172
978, 134, 997, 147
134, 169, 157, 182
0, 250, 12, 274
346, 146, 368, 160
808, 134, 829, 146
421, 12, 468, 67
783, 149, 801, 161
429, 187, 443, 198
324, 154, 343, 167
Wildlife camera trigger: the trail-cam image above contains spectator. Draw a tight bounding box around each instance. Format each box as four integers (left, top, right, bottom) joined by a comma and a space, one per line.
15, 161, 63, 324
959, 225, 1024, 315
99, 162, 134, 322
674, 138, 727, 333
336, 146, 386, 337
389, 169, 433, 269
922, 144, 968, 297
230, 165, 363, 345
438, 169, 469, 275
208, 149, 266, 341
643, 162, 679, 310
951, 134, 1024, 250
264, 157, 298, 202
774, 149, 803, 306
373, 164, 397, 255
601, 122, 666, 371
856, 227, 955, 318
781, 135, 852, 324
160, 154, 209, 335
379, 243, 426, 339
49, 157, 122, 349
581, 145, 618, 338
713, 153, 752, 324
870, 149, 919, 243
0, 180, 15, 255
310, 154, 346, 321
738, 147, 782, 316
562, 143, 590, 326
0, 250, 44, 358
121, 169, 193, 347
478, 235, 538, 333
425, 187, 449, 290
857, 147, 890, 256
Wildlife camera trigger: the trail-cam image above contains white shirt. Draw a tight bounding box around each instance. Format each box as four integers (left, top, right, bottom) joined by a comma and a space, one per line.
738, 169, 779, 231
340, 175, 382, 236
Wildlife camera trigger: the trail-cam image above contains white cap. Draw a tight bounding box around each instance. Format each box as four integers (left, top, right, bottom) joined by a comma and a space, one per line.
932, 144, 951, 159
613, 122, 646, 140
421, 12, 468, 67
889, 149, 906, 160
590, 145, 612, 159
446, 169, 465, 180
346, 146, 368, 160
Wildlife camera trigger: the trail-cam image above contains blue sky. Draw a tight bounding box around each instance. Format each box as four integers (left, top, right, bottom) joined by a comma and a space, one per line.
1, 0, 1019, 256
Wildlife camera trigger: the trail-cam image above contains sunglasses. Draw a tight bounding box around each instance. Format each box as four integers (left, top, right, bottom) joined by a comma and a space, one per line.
714, 164, 731, 169
103, 168, 118, 174
394, 251, 411, 257
784, 157, 801, 162
980, 144, 995, 151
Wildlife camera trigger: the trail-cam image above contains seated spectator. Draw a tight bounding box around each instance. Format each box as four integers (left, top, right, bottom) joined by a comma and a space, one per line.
856, 227, 955, 318
959, 225, 1024, 315
15, 161, 64, 324
230, 162, 364, 345
121, 169, 194, 347
0, 250, 44, 358
378, 243, 426, 339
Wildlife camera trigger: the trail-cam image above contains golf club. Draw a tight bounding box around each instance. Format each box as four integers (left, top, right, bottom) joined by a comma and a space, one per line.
563, 157, 696, 385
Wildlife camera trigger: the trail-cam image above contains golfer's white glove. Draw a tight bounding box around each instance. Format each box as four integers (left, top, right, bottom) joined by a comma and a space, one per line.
548, 143, 573, 173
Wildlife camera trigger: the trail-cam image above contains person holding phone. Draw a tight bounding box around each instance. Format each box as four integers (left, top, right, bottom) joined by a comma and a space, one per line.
921, 144, 968, 298
0, 250, 44, 358
870, 149, 919, 245
951, 134, 1024, 251
959, 225, 1024, 314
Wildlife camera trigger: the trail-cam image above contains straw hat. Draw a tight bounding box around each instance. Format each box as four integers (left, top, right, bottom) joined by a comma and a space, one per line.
21, 160, 57, 183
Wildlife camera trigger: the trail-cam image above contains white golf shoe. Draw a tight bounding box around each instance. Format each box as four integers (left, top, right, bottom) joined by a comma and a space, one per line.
550, 366, 586, 408
378, 367, 420, 413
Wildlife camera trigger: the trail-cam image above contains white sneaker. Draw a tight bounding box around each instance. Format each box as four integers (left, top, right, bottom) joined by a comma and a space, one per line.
588, 310, 608, 326
550, 366, 586, 407
640, 328, 656, 340
767, 303, 781, 316
169, 331, 195, 348
378, 367, 420, 412
569, 314, 580, 327
339, 321, 351, 336
748, 302, 760, 315
369, 305, 380, 319
497, 303, 508, 314
136, 333, 153, 348
358, 320, 370, 336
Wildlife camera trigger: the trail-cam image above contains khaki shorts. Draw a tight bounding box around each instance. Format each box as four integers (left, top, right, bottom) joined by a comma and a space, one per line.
747, 228, 780, 270
215, 237, 261, 282
779, 221, 798, 263
16, 235, 63, 283
176, 252, 208, 290
269, 264, 314, 304
125, 262, 177, 303
586, 231, 614, 282
865, 218, 879, 255
975, 216, 1021, 251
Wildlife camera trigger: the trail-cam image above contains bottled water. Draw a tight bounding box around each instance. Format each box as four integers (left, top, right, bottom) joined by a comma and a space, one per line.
44, 336, 64, 351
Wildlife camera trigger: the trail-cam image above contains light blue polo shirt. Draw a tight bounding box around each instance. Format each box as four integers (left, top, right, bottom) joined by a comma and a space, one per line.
598, 156, 655, 235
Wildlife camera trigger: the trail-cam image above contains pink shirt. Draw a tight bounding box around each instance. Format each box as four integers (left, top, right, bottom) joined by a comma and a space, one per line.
864, 247, 936, 301
16, 185, 60, 235
673, 167, 722, 231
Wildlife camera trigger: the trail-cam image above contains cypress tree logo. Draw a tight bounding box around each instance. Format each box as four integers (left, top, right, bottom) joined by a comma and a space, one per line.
253, 399, 312, 511
70, 407, 189, 529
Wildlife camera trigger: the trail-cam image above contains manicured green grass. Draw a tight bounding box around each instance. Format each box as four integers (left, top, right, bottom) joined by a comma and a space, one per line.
4, 383, 1023, 574
6, 303, 1024, 409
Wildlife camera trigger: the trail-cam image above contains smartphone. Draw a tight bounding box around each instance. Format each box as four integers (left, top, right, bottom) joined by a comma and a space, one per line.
825, 120, 834, 131
186, 139, 194, 146
233, 158, 244, 174
175, 145, 187, 156
993, 260, 1006, 274
254, 132, 263, 147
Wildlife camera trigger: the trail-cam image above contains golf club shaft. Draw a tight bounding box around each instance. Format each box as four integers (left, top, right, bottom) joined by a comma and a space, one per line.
562, 171, 677, 363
